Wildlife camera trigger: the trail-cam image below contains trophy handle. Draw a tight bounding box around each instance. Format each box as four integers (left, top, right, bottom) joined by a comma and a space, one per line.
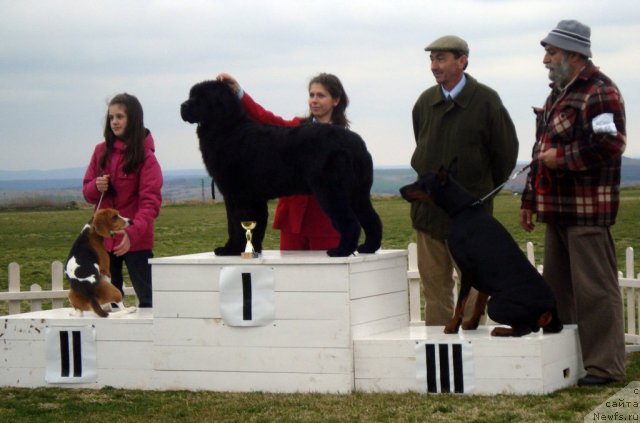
241, 221, 258, 258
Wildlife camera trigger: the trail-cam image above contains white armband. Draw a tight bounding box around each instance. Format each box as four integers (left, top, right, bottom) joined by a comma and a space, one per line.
592, 113, 617, 136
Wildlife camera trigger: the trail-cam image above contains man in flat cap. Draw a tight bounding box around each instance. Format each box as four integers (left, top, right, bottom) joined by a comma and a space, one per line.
409, 35, 519, 326
520, 20, 626, 386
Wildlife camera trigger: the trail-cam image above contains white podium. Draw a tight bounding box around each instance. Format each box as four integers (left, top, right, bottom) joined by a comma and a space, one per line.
355, 324, 582, 394
0, 249, 582, 394
150, 250, 409, 392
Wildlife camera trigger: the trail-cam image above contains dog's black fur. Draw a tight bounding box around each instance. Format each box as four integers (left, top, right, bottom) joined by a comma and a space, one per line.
400, 161, 562, 337
180, 80, 382, 257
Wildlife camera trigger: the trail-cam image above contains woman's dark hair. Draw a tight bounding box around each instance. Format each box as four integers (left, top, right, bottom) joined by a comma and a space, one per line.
100, 93, 147, 174
303, 73, 350, 128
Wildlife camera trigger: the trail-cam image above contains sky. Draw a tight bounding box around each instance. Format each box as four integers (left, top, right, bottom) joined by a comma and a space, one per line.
1, 0, 639, 172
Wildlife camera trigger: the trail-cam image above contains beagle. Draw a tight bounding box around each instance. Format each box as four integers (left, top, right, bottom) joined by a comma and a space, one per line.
64, 208, 137, 317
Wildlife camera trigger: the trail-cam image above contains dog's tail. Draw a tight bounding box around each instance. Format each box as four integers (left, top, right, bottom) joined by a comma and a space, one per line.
90, 297, 109, 318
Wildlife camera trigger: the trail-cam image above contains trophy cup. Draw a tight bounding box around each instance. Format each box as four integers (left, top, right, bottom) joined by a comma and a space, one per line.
241, 221, 259, 258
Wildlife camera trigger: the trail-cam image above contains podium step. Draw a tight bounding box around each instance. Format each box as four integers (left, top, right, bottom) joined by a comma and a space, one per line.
355, 324, 582, 394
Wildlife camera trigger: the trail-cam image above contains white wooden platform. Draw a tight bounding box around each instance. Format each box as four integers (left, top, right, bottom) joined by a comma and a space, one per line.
0, 308, 154, 389
149, 249, 409, 393
355, 324, 582, 394
0, 249, 583, 394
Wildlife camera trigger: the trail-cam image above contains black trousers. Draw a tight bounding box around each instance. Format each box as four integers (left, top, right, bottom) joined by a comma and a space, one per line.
109, 249, 154, 308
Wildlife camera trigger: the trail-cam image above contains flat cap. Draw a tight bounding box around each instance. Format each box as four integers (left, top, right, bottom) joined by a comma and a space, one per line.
424, 35, 469, 56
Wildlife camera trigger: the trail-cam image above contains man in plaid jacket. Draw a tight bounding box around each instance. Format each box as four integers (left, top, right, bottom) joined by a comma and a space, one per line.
520, 20, 626, 386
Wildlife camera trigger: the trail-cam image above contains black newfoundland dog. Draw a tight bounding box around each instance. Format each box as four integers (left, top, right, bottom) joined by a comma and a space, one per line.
180, 80, 382, 257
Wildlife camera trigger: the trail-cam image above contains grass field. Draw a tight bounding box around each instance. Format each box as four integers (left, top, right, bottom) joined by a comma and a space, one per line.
1, 191, 639, 422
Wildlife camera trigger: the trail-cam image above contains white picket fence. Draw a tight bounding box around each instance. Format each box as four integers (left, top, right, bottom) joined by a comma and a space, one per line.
2, 244, 640, 352
1, 261, 135, 315
407, 242, 640, 352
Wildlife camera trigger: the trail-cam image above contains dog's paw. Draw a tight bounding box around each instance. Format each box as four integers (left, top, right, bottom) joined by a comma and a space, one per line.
461, 318, 480, 330
444, 317, 462, 334
327, 247, 353, 257
543, 323, 563, 334
356, 244, 378, 254
443, 325, 460, 334
490, 327, 514, 337
69, 309, 84, 317
214, 246, 242, 256
444, 323, 461, 334
491, 326, 532, 337
109, 306, 137, 318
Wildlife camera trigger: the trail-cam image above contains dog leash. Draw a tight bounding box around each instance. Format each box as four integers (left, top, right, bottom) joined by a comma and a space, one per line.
472, 163, 532, 206
534, 165, 553, 195
96, 191, 106, 211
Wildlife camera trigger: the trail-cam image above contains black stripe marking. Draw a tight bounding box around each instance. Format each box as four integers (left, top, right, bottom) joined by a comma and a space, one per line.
59, 331, 70, 377
242, 273, 252, 321
438, 344, 450, 393
425, 344, 437, 393
72, 331, 82, 377
452, 343, 464, 393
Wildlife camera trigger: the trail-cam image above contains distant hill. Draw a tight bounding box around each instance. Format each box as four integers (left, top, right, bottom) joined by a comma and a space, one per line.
0, 167, 88, 181
1, 158, 639, 206
370, 168, 417, 195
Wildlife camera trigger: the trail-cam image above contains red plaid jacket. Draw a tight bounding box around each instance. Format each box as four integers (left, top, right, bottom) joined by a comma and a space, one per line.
521, 61, 626, 226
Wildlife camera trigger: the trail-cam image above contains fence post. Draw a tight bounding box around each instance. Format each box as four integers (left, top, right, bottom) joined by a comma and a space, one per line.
626, 247, 635, 279
8, 262, 21, 315
526, 242, 535, 266
625, 247, 638, 339
30, 284, 42, 311
407, 242, 421, 325
52, 260, 65, 309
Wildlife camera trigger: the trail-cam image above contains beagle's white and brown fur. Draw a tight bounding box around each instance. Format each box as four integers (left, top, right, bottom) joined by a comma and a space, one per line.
65, 208, 137, 317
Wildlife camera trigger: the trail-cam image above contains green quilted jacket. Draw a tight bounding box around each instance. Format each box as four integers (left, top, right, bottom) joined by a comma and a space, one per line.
410, 73, 519, 240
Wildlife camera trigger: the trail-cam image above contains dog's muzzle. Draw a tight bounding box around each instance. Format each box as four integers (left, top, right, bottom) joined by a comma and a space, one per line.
399, 184, 418, 202
180, 101, 195, 123
399, 183, 431, 203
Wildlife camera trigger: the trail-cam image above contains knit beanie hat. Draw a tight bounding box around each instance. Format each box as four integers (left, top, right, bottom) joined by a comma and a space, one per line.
541, 20, 592, 57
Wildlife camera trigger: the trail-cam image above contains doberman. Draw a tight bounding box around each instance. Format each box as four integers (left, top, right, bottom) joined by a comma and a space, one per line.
400, 161, 562, 337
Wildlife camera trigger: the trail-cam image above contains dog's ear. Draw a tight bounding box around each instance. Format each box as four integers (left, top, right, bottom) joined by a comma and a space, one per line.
92, 211, 112, 238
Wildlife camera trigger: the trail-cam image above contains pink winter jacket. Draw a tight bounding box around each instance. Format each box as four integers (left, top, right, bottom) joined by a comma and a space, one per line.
82, 132, 163, 252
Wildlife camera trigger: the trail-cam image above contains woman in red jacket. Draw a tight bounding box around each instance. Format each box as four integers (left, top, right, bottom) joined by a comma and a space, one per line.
216, 72, 349, 251
83, 93, 163, 307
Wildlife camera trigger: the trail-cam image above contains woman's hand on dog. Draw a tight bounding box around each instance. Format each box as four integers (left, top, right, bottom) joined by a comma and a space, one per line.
96, 174, 110, 193
113, 230, 131, 256
216, 73, 241, 95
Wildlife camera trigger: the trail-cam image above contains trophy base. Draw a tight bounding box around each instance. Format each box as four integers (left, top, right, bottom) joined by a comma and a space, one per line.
241, 251, 259, 259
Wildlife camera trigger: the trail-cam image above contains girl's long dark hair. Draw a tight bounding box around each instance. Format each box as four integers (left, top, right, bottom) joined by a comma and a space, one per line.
100, 93, 147, 174
303, 73, 350, 128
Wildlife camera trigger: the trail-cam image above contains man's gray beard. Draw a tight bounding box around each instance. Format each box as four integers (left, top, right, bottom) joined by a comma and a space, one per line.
547, 59, 572, 88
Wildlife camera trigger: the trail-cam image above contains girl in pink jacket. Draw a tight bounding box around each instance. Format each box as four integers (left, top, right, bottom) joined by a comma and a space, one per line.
83, 93, 163, 307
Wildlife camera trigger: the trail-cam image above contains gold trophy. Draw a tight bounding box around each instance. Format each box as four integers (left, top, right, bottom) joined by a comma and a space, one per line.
241, 221, 259, 258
